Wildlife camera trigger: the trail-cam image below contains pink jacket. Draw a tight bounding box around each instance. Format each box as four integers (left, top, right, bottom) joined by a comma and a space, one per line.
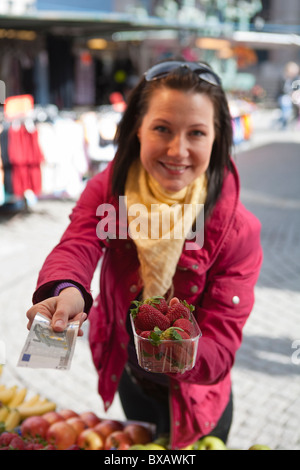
33, 160, 262, 449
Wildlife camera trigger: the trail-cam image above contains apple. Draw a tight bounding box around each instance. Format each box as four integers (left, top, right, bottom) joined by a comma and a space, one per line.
124, 423, 152, 445
197, 436, 227, 450
58, 409, 79, 420
77, 428, 105, 450
153, 435, 169, 448
248, 444, 271, 450
42, 411, 64, 425
66, 417, 87, 437
21, 416, 50, 440
180, 443, 195, 450
46, 420, 77, 450
129, 444, 146, 450
105, 430, 134, 450
93, 419, 123, 439
42, 444, 57, 450
144, 443, 166, 450
79, 411, 101, 428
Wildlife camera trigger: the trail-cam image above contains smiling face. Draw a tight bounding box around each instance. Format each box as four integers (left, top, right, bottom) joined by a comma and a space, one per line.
137, 87, 215, 193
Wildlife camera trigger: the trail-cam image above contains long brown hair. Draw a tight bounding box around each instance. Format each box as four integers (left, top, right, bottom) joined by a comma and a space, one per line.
111, 63, 233, 219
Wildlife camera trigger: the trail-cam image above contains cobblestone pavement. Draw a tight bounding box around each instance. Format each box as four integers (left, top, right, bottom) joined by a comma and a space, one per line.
0, 109, 299, 450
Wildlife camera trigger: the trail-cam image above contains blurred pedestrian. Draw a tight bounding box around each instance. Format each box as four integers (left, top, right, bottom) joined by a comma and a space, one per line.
277, 61, 300, 129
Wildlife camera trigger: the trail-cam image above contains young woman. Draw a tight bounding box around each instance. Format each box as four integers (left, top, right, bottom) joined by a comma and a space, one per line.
26, 61, 262, 449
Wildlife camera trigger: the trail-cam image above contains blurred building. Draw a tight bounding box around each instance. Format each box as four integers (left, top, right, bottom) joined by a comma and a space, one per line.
1, 0, 299, 209
0, 0, 299, 107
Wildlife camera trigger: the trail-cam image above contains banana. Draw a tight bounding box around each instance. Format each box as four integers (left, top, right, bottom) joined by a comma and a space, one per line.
0, 406, 9, 422
4, 409, 21, 432
17, 400, 56, 419
20, 394, 40, 408
0, 365, 3, 376
8, 387, 27, 408
0, 385, 17, 405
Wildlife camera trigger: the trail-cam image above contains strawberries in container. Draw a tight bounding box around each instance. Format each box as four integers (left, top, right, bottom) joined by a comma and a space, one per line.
130, 297, 201, 373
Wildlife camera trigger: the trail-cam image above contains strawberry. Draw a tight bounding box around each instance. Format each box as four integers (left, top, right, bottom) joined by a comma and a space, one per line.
173, 318, 196, 338
133, 304, 171, 332
160, 327, 192, 370
144, 296, 169, 314
166, 301, 192, 324
160, 326, 190, 341
139, 331, 155, 356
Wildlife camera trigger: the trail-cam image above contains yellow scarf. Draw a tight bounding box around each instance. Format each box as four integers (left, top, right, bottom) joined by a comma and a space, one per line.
125, 159, 207, 300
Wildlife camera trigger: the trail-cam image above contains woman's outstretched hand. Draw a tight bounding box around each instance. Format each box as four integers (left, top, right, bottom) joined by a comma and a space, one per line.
26, 287, 87, 336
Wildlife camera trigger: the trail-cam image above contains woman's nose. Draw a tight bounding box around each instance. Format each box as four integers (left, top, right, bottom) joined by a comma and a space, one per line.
167, 134, 189, 159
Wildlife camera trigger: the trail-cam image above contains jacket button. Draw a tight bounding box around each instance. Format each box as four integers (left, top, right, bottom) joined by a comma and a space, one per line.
232, 296, 240, 305
111, 374, 117, 382
192, 264, 199, 270
130, 284, 138, 293
190, 285, 198, 293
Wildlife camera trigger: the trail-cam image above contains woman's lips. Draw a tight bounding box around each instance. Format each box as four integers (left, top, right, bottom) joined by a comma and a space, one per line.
160, 162, 188, 174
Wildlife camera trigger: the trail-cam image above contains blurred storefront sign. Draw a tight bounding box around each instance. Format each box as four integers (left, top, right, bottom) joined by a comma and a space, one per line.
0, 0, 36, 15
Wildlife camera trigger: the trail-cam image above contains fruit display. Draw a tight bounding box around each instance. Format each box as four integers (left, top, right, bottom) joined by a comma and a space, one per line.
130, 296, 201, 373
0, 345, 272, 451
0, 381, 272, 450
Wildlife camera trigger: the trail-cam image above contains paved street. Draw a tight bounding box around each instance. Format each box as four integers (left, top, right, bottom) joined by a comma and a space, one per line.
0, 109, 299, 450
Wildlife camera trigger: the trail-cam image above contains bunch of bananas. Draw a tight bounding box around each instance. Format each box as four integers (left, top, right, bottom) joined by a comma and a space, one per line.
0, 383, 56, 432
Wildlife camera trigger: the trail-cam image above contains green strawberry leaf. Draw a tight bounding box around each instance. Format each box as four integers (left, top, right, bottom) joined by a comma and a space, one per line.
130, 300, 143, 319
144, 296, 165, 305
181, 300, 195, 312
149, 327, 163, 346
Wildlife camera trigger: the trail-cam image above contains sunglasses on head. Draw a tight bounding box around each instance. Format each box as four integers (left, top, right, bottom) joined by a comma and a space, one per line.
144, 61, 221, 86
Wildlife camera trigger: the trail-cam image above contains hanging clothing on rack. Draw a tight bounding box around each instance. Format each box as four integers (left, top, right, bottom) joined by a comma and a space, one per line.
0, 124, 14, 196
7, 122, 44, 198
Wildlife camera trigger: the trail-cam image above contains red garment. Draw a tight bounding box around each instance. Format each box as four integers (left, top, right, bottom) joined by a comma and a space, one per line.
33, 160, 262, 449
8, 125, 43, 197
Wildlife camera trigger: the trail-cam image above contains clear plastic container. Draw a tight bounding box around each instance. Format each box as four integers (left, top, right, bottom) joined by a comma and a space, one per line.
130, 314, 201, 374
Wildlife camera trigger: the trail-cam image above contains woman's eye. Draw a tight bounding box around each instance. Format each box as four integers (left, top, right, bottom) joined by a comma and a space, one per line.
191, 129, 204, 137
154, 125, 168, 133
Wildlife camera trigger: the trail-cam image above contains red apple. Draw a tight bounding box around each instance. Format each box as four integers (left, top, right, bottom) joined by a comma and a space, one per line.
66, 417, 87, 437
124, 423, 152, 445
42, 444, 57, 450
42, 411, 64, 425
93, 419, 123, 439
21, 416, 50, 440
46, 421, 77, 450
58, 409, 79, 420
77, 428, 105, 450
79, 411, 101, 428
104, 430, 134, 450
